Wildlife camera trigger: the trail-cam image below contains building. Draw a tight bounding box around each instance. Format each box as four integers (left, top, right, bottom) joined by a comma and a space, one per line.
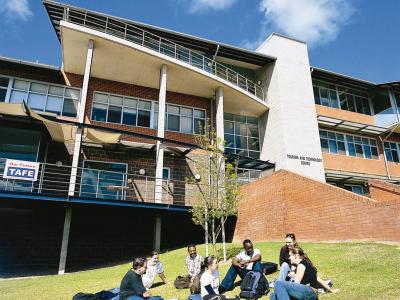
0, 0, 399, 275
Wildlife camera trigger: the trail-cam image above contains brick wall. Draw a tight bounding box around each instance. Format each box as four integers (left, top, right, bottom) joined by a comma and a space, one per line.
316, 104, 375, 125
233, 170, 400, 242
84, 76, 212, 145
368, 179, 400, 202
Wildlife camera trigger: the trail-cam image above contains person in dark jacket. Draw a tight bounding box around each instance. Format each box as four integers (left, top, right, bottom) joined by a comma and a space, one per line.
119, 257, 164, 300
277, 233, 298, 282
270, 247, 338, 300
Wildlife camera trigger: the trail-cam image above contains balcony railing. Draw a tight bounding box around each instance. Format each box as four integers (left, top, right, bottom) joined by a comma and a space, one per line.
62, 7, 265, 101
0, 158, 260, 206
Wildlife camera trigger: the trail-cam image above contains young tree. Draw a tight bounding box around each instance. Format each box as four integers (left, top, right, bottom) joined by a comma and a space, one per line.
190, 130, 239, 261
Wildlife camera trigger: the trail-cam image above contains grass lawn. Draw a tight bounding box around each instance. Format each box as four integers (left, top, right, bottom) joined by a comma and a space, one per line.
0, 242, 399, 299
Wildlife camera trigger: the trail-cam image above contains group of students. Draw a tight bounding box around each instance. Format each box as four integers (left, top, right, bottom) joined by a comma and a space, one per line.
117, 234, 338, 300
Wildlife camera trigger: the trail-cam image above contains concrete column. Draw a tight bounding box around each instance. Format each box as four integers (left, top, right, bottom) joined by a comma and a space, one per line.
256, 34, 325, 182
58, 206, 72, 274
155, 65, 167, 203
68, 39, 94, 196
153, 215, 162, 251
215, 87, 224, 143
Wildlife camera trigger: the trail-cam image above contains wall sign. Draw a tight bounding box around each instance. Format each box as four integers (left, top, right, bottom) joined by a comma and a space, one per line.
3, 159, 40, 181
287, 154, 322, 166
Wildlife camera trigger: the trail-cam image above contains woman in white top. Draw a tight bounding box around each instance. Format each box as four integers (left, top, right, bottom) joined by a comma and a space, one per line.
142, 251, 167, 289
200, 256, 222, 300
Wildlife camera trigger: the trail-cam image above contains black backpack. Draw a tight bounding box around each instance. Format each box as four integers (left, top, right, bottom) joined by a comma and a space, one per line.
261, 262, 278, 275
239, 271, 269, 299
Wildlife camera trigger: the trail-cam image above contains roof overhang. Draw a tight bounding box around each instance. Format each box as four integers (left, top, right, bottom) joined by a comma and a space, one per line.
60, 21, 269, 116
43, 0, 276, 67
317, 115, 388, 136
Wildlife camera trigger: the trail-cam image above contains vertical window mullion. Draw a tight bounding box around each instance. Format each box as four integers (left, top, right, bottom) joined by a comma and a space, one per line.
5, 77, 13, 103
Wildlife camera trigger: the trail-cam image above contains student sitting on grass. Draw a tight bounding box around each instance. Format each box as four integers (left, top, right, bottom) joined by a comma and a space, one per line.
219, 239, 263, 292
270, 247, 338, 300
200, 256, 224, 300
119, 257, 164, 300
142, 251, 168, 289
277, 233, 298, 282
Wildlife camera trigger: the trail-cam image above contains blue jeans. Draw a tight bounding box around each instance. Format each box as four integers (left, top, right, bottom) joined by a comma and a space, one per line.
270, 281, 317, 300
277, 262, 290, 282
220, 261, 263, 290
126, 296, 164, 300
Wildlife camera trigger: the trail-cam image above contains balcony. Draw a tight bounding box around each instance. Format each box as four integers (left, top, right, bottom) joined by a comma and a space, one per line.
0, 158, 261, 207
55, 7, 265, 102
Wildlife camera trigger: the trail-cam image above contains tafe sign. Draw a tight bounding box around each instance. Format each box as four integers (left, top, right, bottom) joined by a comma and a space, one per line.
3, 159, 40, 181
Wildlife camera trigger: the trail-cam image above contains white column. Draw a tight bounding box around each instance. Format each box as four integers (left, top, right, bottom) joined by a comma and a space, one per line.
215, 87, 224, 142
58, 206, 72, 275
153, 215, 162, 251
155, 65, 167, 203
68, 39, 94, 196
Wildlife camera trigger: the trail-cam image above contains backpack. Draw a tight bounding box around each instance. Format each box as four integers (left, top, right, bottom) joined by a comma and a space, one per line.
190, 271, 203, 294
239, 271, 269, 299
261, 262, 278, 275
174, 275, 191, 289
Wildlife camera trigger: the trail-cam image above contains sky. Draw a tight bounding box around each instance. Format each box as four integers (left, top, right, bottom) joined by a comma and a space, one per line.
0, 0, 398, 83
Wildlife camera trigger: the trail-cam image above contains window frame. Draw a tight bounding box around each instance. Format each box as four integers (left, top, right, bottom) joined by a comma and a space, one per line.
0, 74, 81, 117
319, 129, 379, 160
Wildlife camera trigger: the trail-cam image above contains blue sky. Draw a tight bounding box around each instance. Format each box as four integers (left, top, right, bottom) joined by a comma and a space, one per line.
0, 0, 398, 83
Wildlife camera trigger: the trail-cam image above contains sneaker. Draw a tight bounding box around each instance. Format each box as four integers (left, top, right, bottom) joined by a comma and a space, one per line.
326, 279, 333, 288
269, 281, 275, 289
317, 288, 326, 294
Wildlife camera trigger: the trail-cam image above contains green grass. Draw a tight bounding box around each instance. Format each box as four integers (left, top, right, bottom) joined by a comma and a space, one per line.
0, 242, 399, 300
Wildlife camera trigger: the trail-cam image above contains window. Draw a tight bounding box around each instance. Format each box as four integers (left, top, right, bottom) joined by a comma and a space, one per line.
162, 168, 170, 181
92, 92, 152, 128
165, 104, 206, 134
5, 77, 81, 117
80, 161, 127, 200
383, 142, 400, 162
0, 76, 9, 102
313, 79, 371, 115
344, 185, 364, 195
224, 113, 260, 159
320, 130, 378, 160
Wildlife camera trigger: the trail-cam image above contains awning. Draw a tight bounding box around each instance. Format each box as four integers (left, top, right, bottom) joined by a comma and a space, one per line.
317, 115, 388, 136
0, 102, 120, 145
225, 152, 275, 171
325, 169, 400, 184
0, 102, 27, 116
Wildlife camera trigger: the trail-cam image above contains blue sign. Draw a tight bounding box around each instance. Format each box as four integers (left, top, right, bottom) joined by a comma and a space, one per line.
3, 159, 39, 181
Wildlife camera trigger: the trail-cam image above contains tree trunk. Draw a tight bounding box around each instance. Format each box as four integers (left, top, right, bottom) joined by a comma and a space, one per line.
221, 217, 227, 262
211, 218, 216, 255
205, 208, 209, 256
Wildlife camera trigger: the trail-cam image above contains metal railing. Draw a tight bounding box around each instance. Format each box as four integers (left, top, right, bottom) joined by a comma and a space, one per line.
63, 7, 265, 101
0, 158, 262, 206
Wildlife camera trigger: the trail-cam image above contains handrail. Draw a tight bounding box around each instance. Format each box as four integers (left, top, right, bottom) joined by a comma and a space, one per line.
62, 7, 265, 102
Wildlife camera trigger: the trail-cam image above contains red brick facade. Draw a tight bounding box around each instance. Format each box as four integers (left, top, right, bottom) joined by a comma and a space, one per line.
368, 179, 400, 202
233, 170, 400, 242
83, 76, 212, 145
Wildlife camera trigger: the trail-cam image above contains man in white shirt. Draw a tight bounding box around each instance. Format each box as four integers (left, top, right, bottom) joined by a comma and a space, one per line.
142, 251, 167, 289
220, 239, 263, 292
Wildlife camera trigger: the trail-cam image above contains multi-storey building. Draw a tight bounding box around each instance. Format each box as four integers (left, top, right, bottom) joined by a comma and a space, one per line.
0, 0, 398, 275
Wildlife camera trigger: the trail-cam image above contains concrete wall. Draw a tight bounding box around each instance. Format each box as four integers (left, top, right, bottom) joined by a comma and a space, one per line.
233, 170, 400, 242
257, 34, 325, 182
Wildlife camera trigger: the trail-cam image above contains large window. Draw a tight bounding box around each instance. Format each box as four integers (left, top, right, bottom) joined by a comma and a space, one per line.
163, 104, 206, 134
383, 141, 400, 162
92, 92, 206, 134
313, 79, 371, 115
92, 92, 152, 127
0, 76, 9, 102
320, 130, 378, 159
80, 160, 127, 200
0, 127, 41, 161
8, 78, 80, 117
224, 113, 260, 158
